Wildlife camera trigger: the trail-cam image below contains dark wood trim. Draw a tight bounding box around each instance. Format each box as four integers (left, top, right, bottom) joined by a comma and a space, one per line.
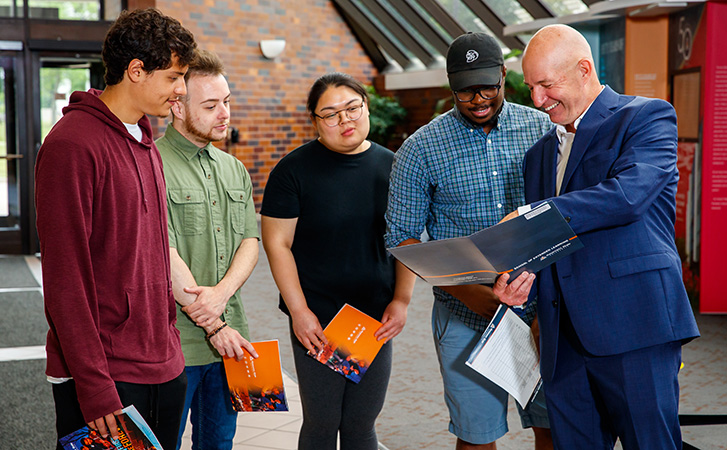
29, 19, 111, 44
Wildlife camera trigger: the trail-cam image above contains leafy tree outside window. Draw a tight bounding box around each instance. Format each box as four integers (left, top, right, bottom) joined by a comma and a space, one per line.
29, 1, 99, 20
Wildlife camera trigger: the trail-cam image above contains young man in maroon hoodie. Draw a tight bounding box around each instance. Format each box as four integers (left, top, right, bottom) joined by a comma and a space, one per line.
34, 9, 196, 450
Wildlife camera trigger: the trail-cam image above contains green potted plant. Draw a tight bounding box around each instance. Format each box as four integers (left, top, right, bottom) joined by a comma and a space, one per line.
366, 85, 407, 147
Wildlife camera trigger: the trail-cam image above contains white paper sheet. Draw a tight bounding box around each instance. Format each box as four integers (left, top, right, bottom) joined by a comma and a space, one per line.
466, 305, 541, 408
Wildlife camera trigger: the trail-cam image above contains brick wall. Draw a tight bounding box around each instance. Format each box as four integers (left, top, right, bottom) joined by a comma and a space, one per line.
150, 0, 377, 207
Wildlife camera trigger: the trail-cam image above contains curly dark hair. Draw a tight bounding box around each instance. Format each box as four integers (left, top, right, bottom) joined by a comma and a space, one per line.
102, 8, 197, 86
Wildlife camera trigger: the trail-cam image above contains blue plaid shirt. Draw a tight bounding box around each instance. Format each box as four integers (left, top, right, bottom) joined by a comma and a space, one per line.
385, 101, 553, 332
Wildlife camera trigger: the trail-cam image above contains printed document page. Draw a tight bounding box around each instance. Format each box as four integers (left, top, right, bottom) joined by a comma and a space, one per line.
466, 305, 541, 408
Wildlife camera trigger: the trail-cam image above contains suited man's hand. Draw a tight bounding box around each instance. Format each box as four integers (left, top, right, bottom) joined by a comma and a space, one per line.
494, 271, 535, 306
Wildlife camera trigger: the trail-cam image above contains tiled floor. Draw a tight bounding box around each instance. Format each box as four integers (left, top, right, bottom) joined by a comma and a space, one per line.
179, 372, 303, 450
4, 253, 308, 450
3, 247, 727, 449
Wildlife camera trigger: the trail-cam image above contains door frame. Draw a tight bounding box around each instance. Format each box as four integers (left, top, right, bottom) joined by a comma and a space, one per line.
0, 16, 111, 254
0, 49, 27, 254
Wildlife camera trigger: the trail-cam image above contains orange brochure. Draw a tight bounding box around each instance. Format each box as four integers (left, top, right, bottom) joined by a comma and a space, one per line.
308, 304, 385, 383
223, 340, 289, 412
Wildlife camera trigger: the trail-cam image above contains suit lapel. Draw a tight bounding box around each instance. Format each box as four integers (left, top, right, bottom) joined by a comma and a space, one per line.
560, 86, 620, 193
541, 132, 558, 197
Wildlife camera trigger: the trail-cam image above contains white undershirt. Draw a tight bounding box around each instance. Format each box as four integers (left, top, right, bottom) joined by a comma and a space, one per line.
124, 122, 143, 142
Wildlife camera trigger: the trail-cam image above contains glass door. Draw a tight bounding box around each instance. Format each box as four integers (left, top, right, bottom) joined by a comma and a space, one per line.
0, 55, 21, 253
40, 60, 94, 139
0, 54, 102, 254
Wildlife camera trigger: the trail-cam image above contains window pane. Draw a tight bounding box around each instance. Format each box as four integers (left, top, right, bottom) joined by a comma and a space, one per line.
103, 0, 121, 20
29, 0, 100, 20
408, 0, 456, 43
40, 66, 91, 139
482, 0, 533, 26
378, 0, 442, 58
0, 0, 20, 18
351, 0, 418, 61
434, 0, 509, 50
539, 0, 588, 16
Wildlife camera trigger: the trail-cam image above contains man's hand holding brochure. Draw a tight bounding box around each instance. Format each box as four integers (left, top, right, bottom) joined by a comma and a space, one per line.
59, 405, 162, 450
387, 202, 583, 408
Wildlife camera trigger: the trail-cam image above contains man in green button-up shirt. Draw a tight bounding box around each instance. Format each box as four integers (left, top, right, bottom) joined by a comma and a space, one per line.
156, 50, 259, 450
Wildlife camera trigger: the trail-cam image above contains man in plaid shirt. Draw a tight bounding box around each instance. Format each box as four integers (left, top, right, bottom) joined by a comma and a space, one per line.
385, 32, 554, 450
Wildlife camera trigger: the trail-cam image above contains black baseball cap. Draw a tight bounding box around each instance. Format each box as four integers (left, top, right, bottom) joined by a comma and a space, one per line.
446, 32, 504, 91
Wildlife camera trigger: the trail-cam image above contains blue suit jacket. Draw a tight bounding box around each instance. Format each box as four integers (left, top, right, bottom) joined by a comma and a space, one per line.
523, 86, 699, 381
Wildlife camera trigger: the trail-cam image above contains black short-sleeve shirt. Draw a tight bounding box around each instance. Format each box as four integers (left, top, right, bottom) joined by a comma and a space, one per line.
261, 139, 396, 326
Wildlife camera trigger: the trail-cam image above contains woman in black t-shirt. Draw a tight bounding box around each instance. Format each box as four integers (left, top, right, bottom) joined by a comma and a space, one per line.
261, 73, 414, 450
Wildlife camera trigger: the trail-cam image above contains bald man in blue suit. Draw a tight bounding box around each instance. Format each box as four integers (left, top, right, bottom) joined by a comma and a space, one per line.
502, 25, 700, 449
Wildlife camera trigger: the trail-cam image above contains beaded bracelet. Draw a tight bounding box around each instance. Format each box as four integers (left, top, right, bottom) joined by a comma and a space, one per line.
205, 322, 228, 341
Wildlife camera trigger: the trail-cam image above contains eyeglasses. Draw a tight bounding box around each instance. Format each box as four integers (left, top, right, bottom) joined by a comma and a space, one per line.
313, 103, 365, 127
454, 76, 503, 102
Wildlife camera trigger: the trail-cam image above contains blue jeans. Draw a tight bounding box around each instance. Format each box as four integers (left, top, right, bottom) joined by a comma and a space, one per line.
176, 362, 237, 450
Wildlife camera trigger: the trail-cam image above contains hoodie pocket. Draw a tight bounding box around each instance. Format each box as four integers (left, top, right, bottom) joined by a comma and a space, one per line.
226, 189, 247, 235
169, 189, 206, 236
110, 282, 172, 363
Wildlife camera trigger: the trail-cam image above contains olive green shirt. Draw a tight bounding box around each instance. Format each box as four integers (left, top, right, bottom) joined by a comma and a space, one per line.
157, 124, 259, 366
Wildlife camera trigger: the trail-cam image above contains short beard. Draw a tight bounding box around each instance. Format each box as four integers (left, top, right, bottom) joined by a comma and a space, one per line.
481, 108, 501, 129
183, 111, 224, 144
469, 103, 503, 129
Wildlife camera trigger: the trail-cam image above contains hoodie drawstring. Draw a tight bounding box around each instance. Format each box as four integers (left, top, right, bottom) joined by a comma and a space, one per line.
127, 140, 149, 212
147, 148, 172, 287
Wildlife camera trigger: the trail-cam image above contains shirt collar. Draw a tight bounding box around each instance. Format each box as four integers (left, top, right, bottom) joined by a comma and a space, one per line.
163, 123, 218, 162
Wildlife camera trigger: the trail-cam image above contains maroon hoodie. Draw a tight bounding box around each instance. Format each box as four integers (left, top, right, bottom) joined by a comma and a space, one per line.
35, 89, 184, 423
